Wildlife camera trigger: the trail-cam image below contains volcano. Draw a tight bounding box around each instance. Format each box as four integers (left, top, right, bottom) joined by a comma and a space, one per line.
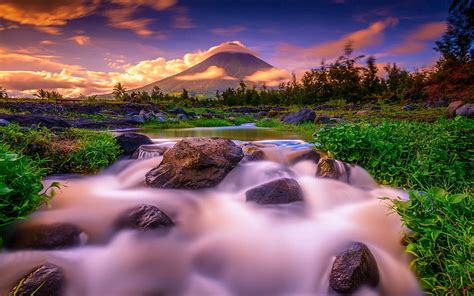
132, 49, 275, 94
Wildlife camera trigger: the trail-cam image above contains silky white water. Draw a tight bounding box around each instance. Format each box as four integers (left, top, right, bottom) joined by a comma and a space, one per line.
0, 139, 421, 295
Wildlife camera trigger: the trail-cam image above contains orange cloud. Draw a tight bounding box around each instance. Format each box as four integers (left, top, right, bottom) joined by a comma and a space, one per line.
390, 21, 446, 54
0, 0, 99, 26
104, 7, 155, 36
211, 26, 246, 36
110, 0, 177, 11
277, 18, 398, 70
40, 40, 56, 46
176, 66, 229, 81
69, 35, 91, 45
245, 68, 292, 86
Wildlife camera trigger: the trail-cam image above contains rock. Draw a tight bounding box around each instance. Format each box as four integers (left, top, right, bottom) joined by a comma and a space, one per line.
329, 117, 344, 124
370, 105, 381, 111
246, 178, 304, 205
154, 112, 167, 122
316, 158, 352, 183
288, 148, 320, 165
240, 143, 266, 162
114, 204, 174, 231
177, 113, 188, 120
455, 103, 474, 118
282, 108, 316, 124
446, 100, 465, 118
0, 118, 10, 125
402, 104, 414, 111
10, 263, 65, 296
115, 133, 153, 155
256, 111, 268, 118
145, 137, 244, 189
128, 114, 145, 123
315, 114, 331, 124
0, 114, 71, 129
131, 144, 169, 159
6, 223, 85, 250
355, 110, 368, 116
169, 107, 188, 116
225, 107, 260, 113
329, 242, 380, 294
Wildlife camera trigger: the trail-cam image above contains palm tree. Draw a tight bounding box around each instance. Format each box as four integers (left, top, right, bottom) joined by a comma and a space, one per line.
34, 89, 48, 99
112, 82, 127, 100
0, 86, 7, 99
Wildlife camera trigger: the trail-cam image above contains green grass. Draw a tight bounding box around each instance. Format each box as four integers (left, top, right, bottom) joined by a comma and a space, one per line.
0, 125, 121, 174
314, 118, 473, 192
389, 188, 473, 295
143, 117, 253, 129
255, 118, 316, 141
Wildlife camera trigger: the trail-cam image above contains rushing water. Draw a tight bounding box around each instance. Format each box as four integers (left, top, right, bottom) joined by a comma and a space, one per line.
0, 126, 421, 295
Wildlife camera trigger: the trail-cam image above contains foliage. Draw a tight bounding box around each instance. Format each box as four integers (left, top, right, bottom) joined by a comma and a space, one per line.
0, 144, 47, 229
0, 86, 7, 99
112, 82, 127, 101
34, 89, 63, 100
143, 117, 251, 129
0, 125, 121, 174
314, 118, 474, 192
389, 188, 473, 295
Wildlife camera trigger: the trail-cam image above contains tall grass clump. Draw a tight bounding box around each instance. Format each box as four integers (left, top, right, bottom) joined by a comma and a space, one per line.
314, 118, 473, 192
390, 188, 473, 295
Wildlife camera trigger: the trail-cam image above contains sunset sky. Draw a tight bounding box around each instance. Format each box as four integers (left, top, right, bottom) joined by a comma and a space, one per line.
0, 0, 449, 97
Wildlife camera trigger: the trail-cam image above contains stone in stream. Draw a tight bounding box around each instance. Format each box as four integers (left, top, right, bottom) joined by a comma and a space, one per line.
245, 178, 304, 205
239, 142, 266, 162
115, 132, 153, 155
114, 204, 175, 231
5, 223, 85, 250
145, 137, 244, 189
131, 144, 169, 159
329, 242, 380, 294
282, 108, 316, 124
287, 148, 321, 165
316, 158, 353, 183
10, 263, 65, 296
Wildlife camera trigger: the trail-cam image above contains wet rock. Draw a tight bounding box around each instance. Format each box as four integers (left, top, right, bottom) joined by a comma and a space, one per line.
282, 108, 316, 124
246, 178, 304, 205
455, 103, 473, 118
329, 242, 380, 294
6, 223, 84, 250
115, 133, 153, 155
114, 204, 174, 231
288, 148, 320, 165
10, 263, 65, 296
446, 100, 465, 118
145, 137, 244, 189
131, 144, 169, 159
240, 143, 266, 162
315, 158, 352, 183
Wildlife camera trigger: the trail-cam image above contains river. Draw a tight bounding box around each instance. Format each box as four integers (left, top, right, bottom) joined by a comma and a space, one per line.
0, 125, 420, 295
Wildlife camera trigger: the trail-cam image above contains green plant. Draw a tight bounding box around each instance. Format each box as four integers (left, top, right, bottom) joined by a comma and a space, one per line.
314, 118, 474, 192
389, 188, 473, 295
0, 145, 47, 229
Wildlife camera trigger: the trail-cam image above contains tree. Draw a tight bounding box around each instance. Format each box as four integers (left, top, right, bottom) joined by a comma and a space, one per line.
180, 88, 189, 101
0, 86, 7, 99
34, 89, 48, 99
362, 56, 382, 97
112, 82, 127, 100
151, 86, 164, 102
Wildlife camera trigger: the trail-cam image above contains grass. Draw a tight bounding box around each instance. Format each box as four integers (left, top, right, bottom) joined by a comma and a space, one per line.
143, 117, 253, 129
314, 118, 473, 192
389, 188, 473, 295
255, 118, 317, 141
0, 124, 121, 174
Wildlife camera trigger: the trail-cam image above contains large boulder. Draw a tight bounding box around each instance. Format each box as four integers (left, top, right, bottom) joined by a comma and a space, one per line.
282, 108, 316, 124
455, 103, 474, 118
329, 242, 380, 294
114, 204, 175, 231
6, 223, 84, 250
316, 158, 352, 183
446, 100, 465, 118
115, 133, 153, 155
246, 178, 304, 205
10, 264, 65, 296
145, 137, 244, 189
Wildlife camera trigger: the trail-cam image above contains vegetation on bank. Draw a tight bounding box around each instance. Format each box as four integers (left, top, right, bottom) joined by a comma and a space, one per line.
0, 125, 121, 174
143, 116, 252, 129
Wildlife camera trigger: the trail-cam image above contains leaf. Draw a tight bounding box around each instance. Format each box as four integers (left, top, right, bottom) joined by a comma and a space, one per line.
449, 193, 467, 204
0, 183, 13, 195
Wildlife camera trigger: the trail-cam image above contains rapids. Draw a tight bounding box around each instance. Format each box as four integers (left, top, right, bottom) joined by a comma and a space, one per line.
0, 136, 421, 295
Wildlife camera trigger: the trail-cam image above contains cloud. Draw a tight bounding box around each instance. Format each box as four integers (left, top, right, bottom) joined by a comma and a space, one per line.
390, 21, 446, 54
40, 40, 56, 46
276, 17, 398, 70
34, 26, 63, 35
0, 0, 99, 26
0, 23, 19, 31
104, 7, 155, 36
211, 26, 246, 36
69, 35, 91, 45
0, 41, 254, 97
110, 0, 177, 11
173, 15, 196, 29
245, 68, 292, 86
176, 66, 230, 81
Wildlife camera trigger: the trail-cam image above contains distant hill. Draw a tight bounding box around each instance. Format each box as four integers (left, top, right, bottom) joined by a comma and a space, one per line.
131, 51, 275, 94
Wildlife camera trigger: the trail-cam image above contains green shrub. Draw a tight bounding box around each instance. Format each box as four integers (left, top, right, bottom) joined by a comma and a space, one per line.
314, 118, 474, 192
390, 188, 473, 295
0, 144, 47, 230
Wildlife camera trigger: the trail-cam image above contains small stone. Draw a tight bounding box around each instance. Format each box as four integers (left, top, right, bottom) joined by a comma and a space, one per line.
10, 264, 65, 296
114, 204, 175, 231
115, 133, 153, 155
246, 178, 304, 205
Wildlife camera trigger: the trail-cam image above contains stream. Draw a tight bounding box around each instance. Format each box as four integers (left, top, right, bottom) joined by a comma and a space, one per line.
0, 125, 421, 295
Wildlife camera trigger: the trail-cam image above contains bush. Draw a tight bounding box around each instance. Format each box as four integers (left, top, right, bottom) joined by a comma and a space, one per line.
0, 125, 121, 174
390, 188, 473, 295
0, 144, 47, 230
314, 118, 474, 192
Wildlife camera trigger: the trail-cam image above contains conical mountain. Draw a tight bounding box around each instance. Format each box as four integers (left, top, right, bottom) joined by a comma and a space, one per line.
133, 51, 274, 94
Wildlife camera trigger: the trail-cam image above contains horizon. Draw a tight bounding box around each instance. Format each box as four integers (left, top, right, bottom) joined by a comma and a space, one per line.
0, 0, 449, 97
